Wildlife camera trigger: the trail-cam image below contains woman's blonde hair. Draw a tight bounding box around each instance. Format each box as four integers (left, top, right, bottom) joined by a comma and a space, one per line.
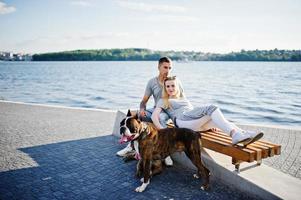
162, 76, 184, 109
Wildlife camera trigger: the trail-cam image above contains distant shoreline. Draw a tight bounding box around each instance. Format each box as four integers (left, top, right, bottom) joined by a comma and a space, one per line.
2, 48, 301, 62
30, 48, 301, 62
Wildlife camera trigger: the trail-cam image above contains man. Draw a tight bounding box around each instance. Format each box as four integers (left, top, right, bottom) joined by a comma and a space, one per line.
117, 57, 184, 166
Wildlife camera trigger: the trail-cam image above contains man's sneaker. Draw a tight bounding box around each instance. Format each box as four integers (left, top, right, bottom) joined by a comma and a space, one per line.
116, 143, 133, 157
245, 130, 264, 144
164, 156, 173, 166
232, 131, 252, 145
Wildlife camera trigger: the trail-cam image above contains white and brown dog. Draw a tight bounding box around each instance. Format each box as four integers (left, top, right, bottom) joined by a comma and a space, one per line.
119, 110, 211, 192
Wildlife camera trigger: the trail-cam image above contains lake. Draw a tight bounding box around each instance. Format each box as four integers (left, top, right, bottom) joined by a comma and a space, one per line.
0, 61, 300, 128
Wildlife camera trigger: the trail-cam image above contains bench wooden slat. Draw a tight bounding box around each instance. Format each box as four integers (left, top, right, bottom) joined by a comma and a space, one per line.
253, 140, 281, 155
243, 146, 262, 161
202, 131, 230, 140
253, 141, 275, 157
201, 132, 232, 144
247, 143, 269, 158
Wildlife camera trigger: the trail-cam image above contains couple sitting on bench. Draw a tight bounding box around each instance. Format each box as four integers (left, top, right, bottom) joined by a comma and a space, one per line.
117, 57, 263, 165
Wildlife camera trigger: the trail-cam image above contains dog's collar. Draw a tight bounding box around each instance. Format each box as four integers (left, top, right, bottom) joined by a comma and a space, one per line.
138, 122, 150, 140
140, 122, 149, 133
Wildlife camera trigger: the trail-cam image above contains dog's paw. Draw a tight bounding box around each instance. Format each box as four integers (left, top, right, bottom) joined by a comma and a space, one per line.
200, 184, 209, 191
135, 181, 150, 192
135, 186, 145, 192
193, 174, 199, 179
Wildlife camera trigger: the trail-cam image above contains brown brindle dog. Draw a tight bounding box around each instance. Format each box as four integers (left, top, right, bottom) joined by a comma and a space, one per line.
119, 110, 211, 192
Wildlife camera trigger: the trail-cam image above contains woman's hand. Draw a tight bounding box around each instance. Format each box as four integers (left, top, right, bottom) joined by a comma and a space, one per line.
211, 127, 220, 132
151, 107, 164, 130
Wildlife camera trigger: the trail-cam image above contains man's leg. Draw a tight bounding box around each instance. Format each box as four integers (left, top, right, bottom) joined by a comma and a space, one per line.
116, 142, 134, 157
139, 108, 170, 127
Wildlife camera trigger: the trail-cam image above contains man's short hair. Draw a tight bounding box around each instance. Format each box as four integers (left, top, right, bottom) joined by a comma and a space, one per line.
158, 57, 172, 65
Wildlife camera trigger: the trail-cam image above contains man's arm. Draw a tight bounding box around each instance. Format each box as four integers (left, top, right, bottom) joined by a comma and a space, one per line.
139, 95, 150, 117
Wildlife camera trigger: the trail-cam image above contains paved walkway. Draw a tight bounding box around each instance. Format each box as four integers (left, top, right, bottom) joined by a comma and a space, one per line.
0, 101, 260, 200
238, 124, 301, 179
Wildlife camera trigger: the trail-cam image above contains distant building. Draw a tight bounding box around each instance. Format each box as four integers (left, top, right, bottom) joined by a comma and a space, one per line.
0, 51, 32, 61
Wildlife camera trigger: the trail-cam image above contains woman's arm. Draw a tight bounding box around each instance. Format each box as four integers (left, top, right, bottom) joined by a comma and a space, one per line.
151, 107, 164, 130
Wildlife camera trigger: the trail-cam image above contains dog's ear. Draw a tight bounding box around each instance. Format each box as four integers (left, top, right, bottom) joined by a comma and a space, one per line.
126, 109, 131, 117
134, 114, 141, 123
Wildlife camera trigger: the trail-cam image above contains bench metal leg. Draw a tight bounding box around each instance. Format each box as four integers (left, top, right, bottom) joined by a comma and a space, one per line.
257, 160, 262, 166
232, 158, 241, 173
235, 163, 240, 173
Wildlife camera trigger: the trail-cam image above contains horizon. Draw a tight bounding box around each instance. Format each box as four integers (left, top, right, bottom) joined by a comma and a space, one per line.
0, 0, 300, 54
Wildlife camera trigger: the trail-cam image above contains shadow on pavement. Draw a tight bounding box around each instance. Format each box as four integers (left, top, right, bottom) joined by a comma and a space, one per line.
0, 135, 259, 200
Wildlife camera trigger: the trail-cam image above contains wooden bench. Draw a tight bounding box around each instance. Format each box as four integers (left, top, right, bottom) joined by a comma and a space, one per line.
166, 122, 281, 172
200, 130, 281, 172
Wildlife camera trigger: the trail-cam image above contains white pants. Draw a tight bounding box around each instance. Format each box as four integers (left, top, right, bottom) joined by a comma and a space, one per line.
176, 108, 241, 135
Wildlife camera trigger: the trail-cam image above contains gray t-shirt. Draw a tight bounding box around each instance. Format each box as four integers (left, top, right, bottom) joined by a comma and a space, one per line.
144, 77, 162, 107
156, 98, 217, 121
144, 77, 184, 107
156, 98, 193, 120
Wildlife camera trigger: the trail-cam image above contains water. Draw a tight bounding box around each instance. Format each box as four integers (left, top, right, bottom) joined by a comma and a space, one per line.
0, 61, 300, 128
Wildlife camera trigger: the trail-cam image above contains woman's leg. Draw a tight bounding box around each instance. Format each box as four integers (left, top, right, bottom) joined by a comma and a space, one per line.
177, 106, 263, 145
177, 108, 238, 134
210, 108, 238, 134
159, 112, 170, 128
177, 107, 252, 145
176, 116, 211, 131
210, 108, 264, 144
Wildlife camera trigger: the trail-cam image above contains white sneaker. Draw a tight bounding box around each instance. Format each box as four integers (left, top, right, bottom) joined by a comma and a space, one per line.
232, 131, 251, 145
164, 156, 173, 166
245, 130, 264, 144
116, 143, 133, 157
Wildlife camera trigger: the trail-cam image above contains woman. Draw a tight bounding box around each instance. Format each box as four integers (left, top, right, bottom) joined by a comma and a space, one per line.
151, 76, 263, 145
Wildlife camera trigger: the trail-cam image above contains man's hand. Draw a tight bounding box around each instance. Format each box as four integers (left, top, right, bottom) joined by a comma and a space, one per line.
139, 109, 146, 117
139, 96, 149, 117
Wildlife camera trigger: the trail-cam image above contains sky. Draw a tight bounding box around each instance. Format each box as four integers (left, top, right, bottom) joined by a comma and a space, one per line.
0, 0, 300, 54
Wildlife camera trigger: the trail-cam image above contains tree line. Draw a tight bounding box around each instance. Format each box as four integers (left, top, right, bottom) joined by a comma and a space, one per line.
32, 48, 301, 61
